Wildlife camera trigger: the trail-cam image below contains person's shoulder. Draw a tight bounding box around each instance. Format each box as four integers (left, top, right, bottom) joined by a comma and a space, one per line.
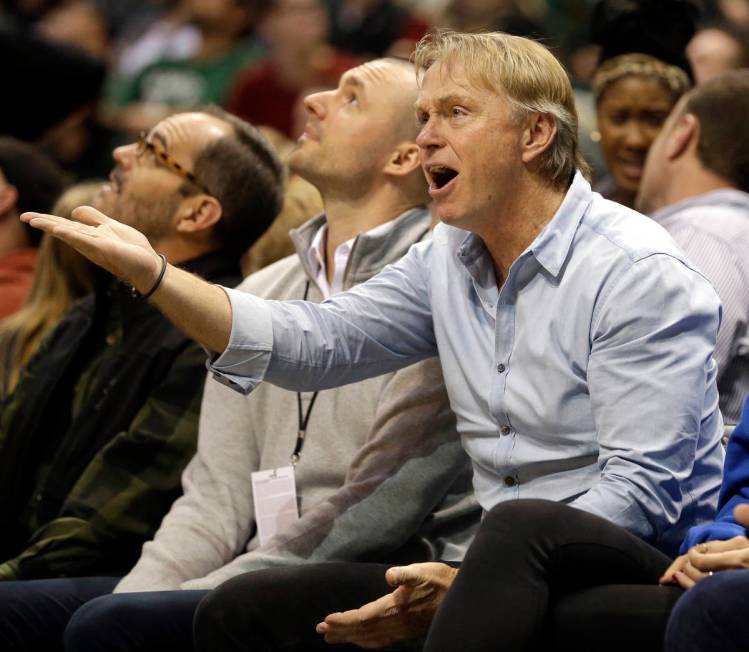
666, 192, 749, 244
581, 194, 688, 264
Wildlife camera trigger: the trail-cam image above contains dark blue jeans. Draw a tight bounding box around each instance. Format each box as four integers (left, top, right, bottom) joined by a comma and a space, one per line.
0, 576, 207, 651
65, 587, 208, 651
0, 576, 119, 651
665, 568, 749, 652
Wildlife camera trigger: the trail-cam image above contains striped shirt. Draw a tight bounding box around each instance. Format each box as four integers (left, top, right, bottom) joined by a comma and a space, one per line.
652, 189, 749, 423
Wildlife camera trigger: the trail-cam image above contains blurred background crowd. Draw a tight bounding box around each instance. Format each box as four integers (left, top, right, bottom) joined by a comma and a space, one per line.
3, 0, 748, 181
1, 0, 748, 391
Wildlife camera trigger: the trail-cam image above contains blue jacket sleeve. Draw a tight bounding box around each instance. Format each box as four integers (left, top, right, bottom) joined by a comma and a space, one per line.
680, 395, 749, 552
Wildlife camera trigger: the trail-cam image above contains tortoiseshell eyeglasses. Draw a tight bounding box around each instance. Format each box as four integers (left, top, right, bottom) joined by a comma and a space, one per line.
136, 132, 210, 195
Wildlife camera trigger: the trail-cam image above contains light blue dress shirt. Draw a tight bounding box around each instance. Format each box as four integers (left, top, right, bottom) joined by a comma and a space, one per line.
211, 173, 725, 554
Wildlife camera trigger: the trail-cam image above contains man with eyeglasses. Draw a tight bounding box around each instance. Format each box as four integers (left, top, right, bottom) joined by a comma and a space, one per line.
0, 59, 478, 652
0, 108, 282, 594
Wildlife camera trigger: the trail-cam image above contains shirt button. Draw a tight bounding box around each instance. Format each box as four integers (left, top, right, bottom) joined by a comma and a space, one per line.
36, 493, 43, 502
500, 426, 511, 435
504, 476, 517, 487
497, 363, 506, 373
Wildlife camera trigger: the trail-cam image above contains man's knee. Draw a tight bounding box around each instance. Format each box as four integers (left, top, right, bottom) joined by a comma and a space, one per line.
193, 582, 237, 650
65, 594, 123, 650
665, 571, 749, 652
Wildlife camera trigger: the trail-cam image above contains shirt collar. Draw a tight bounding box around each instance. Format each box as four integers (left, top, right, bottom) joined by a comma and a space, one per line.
651, 189, 749, 224
306, 221, 328, 285
455, 171, 593, 282
304, 216, 401, 296
529, 171, 594, 278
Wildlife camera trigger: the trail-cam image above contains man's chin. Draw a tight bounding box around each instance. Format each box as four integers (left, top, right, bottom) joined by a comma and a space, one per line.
434, 204, 462, 227
90, 198, 124, 223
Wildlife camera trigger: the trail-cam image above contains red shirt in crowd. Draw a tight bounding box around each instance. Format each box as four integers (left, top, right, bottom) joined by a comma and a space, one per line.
0, 248, 37, 319
226, 49, 361, 138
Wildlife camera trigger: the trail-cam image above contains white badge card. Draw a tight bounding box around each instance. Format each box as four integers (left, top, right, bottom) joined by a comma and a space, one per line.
251, 466, 300, 545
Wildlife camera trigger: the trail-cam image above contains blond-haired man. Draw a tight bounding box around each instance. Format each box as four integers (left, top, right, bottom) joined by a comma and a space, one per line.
26, 31, 724, 651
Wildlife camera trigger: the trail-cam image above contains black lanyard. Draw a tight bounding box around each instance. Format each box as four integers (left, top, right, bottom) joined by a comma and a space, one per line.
292, 281, 318, 465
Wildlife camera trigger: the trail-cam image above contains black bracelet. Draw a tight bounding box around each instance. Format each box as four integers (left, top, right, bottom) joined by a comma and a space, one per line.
131, 253, 168, 300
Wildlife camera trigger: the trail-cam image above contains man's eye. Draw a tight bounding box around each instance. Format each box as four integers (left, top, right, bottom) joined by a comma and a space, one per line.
137, 149, 156, 164
347, 94, 358, 105
451, 107, 465, 118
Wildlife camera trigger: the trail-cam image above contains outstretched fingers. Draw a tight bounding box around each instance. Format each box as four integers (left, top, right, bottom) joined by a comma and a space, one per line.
22, 213, 98, 243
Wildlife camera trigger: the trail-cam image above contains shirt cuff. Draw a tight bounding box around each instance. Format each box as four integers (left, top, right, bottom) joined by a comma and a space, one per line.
206, 286, 274, 395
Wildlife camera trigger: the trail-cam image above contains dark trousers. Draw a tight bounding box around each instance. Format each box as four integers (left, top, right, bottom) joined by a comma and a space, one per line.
194, 563, 419, 652
665, 568, 749, 652
0, 576, 119, 651
65, 587, 208, 651
425, 499, 682, 652
195, 500, 683, 652
0, 576, 207, 652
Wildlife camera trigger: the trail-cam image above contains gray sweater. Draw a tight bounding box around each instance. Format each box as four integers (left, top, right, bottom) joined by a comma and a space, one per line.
117, 208, 478, 592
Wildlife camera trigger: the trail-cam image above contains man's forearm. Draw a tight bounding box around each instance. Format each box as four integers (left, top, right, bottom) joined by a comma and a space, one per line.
149, 264, 233, 354
21, 208, 234, 354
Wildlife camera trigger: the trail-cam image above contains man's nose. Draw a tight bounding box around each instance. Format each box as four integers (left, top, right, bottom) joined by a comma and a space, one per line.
416, 118, 445, 152
302, 90, 330, 119
113, 142, 137, 168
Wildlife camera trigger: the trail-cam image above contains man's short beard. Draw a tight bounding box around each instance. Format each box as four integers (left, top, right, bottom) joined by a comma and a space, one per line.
103, 193, 181, 243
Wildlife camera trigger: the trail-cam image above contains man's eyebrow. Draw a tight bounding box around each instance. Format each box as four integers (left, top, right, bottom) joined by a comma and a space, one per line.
415, 92, 474, 113
340, 73, 365, 90
150, 131, 168, 149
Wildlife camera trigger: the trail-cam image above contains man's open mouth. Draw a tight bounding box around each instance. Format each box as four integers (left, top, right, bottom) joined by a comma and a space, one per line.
428, 165, 459, 190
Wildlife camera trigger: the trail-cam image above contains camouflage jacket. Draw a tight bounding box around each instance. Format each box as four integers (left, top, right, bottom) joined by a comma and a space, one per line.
0, 252, 240, 580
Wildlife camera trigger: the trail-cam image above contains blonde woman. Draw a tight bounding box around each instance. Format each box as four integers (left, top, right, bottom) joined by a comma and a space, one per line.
0, 181, 101, 398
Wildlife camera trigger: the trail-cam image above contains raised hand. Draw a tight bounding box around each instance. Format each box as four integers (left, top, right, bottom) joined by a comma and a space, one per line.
316, 562, 458, 649
21, 206, 163, 293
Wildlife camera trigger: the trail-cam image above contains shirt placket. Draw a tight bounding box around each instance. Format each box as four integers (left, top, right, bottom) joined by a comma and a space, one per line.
489, 256, 527, 493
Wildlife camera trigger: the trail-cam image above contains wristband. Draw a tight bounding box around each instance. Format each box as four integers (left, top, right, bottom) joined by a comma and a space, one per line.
131, 253, 168, 300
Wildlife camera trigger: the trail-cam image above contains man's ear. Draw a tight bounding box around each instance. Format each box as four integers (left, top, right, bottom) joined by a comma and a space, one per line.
0, 183, 19, 216
175, 195, 223, 234
521, 112, 557, 165
665, 113, 698, 161
383, 142, 421, 178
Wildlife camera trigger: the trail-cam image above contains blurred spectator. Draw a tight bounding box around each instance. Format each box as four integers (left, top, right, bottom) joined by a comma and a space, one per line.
0, 138, 68, 319
437, 0, 546, 39
590, 0, 699, 207
719, 0, 749, 29
37, 107, 128, 181
243, 127, 323, 274
109, 0, 267, 135
227, 0, 360, 138
0, 181, 100, 398
687, 21, 749, 84
34, 0, 110, 59
0, 26, 106, 141
0, 0, 63, 29
92, 0, 174, 41
22, 0, 128, 179
326, 0, 430, 58
105, 1, 200, 103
